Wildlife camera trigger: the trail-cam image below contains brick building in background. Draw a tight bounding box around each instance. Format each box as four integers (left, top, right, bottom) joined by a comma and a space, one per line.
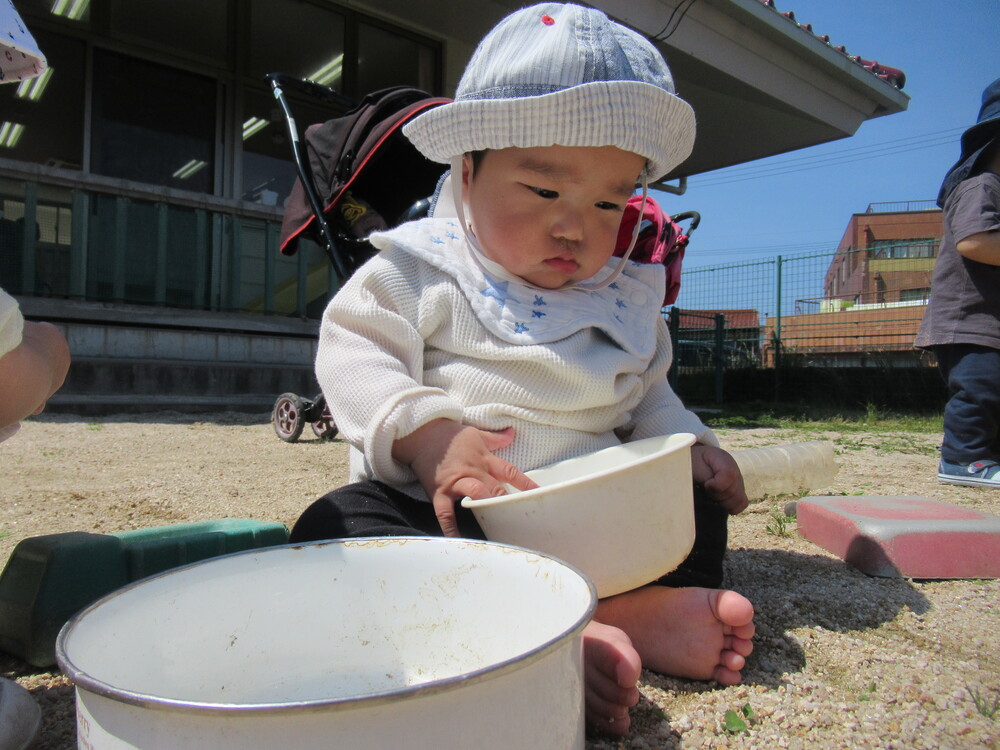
824, 201, 942, 307
765, 201, 942, 367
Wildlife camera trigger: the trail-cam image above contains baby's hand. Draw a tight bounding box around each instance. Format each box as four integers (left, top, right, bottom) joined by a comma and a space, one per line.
690, 444, 748, 515
392, 419, 537, 537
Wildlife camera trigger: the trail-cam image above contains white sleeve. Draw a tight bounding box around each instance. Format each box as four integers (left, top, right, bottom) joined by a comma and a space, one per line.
0, 287, 24, 358
315, 251, 464, 485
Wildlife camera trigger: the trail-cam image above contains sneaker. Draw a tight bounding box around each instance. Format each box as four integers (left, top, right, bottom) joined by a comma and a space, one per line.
938, 458, 1000, 488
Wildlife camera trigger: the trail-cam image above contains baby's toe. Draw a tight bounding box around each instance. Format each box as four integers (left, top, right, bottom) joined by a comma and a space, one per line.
724, 634, 754, 658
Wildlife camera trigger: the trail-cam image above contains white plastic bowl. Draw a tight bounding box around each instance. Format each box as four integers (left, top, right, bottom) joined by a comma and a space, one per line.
56, 538, 596, 749
462, 433, 697, 597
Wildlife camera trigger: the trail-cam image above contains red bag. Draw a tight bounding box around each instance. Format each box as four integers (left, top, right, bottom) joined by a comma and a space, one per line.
613, 194, 694, 306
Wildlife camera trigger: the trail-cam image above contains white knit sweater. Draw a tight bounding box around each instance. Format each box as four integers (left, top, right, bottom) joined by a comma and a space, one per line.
315, 218, 716, 498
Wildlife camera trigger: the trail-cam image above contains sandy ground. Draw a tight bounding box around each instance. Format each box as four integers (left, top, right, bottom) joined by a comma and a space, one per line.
2, 412, 999, 749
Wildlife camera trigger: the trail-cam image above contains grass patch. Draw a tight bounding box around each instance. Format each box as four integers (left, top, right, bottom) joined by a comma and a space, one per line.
968, 685, 1000, 720
702, 402, 941, 434
765, 509, 795, 537
834, 433, 939, 456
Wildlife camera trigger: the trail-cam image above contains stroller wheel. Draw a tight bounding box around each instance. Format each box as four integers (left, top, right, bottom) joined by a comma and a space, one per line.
309, 395, 339, 440
310, 394, 339, 440
311, 413, 338, 439
272, 393, 306, 442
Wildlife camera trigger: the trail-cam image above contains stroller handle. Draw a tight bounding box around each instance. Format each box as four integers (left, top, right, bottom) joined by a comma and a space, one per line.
667, 210, 700, 233
266, 72, 352, 280
264, 73, 355, 108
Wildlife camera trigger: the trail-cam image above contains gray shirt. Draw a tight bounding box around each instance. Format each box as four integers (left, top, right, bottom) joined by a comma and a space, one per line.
915, 172, 1000, 350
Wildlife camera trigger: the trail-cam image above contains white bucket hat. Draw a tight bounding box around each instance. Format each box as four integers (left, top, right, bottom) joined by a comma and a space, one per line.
403, 2, 695, 182
0, 0, 47, 83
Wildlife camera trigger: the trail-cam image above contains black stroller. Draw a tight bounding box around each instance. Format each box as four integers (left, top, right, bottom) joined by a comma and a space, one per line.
266, 73, 701, 442
266, 74, 450, 442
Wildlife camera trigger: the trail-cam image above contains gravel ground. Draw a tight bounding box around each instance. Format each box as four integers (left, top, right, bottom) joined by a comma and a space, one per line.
2, 412, 999, 749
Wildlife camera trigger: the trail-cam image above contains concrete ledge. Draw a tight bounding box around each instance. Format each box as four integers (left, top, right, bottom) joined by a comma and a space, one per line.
13, 298, 324, 416
793, 495, 1000, 579
45, 393, 277, 416
16, 297, 320, 337
62, 358, 315, 394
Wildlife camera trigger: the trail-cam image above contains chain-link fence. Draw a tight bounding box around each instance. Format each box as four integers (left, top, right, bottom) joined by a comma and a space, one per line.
667, 243, 945, 408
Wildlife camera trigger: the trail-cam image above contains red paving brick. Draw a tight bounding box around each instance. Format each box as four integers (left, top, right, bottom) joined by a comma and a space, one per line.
791, 495, 1000, 579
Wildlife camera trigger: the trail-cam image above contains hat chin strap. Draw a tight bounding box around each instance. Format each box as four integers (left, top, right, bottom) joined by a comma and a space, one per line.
449, 156, 648, 292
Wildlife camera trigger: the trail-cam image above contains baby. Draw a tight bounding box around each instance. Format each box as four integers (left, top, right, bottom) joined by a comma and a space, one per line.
291, 3, 754, 735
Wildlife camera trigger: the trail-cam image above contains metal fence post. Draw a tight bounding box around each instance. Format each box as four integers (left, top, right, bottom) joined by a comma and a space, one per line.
112, 196, 128, 302
774, 254, 783, 367
230, 216, 243, 313
296, 245, 308, 318
774, 254, 783, 400
69, 190, 89, 299
667, 305, 679, 391
154, 203, 168, 305
20, 181, 38, 294
194, 209, 209, 309
264, 221, 277, 315
713, 312, 725, 404
210, 213, 225, 311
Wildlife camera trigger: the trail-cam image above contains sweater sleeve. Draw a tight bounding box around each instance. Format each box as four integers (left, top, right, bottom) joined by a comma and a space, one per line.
621, 321, 719, 447
0, 287, 24, 358
315, 250, 465, 485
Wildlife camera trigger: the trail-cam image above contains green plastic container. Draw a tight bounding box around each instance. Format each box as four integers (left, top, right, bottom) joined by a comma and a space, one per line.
0, 519, 289, 666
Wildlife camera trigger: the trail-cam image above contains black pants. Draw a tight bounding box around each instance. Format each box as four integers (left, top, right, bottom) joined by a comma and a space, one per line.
290, 481, 729, 590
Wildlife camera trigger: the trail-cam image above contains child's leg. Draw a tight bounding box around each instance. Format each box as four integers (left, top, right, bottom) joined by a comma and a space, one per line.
289, 481, 487, 541
655, 484, 728, 588
935, 344, 1000, 464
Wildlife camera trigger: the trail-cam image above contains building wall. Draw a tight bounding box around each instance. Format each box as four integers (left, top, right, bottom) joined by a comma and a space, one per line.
824, 208, 942, 304
2, 0, 451, 413
2, 0, 446, 315
17, 297, 321, 414
763, 303, 929, 367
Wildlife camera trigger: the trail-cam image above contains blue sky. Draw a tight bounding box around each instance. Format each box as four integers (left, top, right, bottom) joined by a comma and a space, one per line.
658, 0, 999, 269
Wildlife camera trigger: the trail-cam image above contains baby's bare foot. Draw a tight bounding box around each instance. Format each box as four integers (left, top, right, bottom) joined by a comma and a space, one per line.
582, 621, 641, 736
596, 586, 754, 685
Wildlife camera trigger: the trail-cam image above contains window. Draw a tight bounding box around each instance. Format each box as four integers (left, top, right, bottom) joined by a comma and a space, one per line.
16, 0, 91, 25
869, 239, 937, 259
90, 50, 217, 192
248, 0, 347, 91
900, 288, 930, 303
240, 3, 441, 207
0, 29, 85, 170
2, 0, 442, 317
109, 0, 230, 64
358, 22, 439, 93
240, 88, 331, 207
